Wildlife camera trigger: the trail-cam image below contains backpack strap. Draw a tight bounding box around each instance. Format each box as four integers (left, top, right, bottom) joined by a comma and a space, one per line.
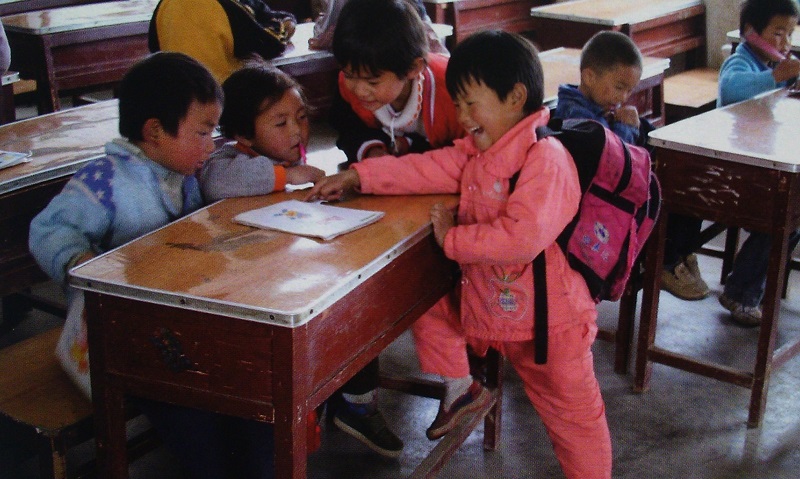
509, 126, 555, 364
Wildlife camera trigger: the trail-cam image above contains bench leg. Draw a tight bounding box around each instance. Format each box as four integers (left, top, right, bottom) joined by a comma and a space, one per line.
38, 435, 67, 479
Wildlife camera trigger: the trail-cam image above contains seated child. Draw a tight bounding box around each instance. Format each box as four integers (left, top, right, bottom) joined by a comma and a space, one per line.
718, 0, 800, 326
330, 0, 464, 164
553, 30, 710, 302
199, 61, 325, 202
29, 52, 276, 479
307, 30, 613, 479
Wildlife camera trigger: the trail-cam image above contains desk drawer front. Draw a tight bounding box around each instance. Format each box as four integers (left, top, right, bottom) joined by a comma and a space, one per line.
656, 150, 782, 232
90, 297, 274, 402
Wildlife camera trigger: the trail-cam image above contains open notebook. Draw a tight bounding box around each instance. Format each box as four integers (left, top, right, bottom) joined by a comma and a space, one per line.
233, 199, 384, 241
0, 150, 31, 171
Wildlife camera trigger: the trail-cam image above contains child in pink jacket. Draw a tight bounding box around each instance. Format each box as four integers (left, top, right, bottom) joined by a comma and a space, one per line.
307, 30, 612, 479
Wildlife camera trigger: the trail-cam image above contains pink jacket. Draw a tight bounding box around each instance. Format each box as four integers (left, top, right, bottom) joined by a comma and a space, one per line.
354, 108, 597, 341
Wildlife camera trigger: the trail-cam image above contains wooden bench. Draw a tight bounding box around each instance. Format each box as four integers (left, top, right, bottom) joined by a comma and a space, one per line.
0, 327, 158, 479
664, 67, 719, 124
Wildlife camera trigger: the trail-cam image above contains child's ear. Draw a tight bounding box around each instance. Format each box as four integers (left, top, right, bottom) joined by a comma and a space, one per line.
509, 82, 527, 108
142, 118, 163, 143
406, 57, 426, 79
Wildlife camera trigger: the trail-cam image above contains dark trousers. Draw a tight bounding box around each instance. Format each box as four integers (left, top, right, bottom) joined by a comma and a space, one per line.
664, 214, 704, 269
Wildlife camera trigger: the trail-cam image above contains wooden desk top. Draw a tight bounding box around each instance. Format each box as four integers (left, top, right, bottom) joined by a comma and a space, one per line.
70, 192, 459, 328
1, 0, 157, 34
271, 22, 333, 68
530, 0, 702, 26
541, 47, 670, 105
726, 26, 800, 53
0, 99, 118, 195
648, 88, 800, 172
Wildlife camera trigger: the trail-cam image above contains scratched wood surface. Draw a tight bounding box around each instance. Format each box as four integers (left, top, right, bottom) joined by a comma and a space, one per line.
1, 0, 158, 34
529, 0, 702, 26
71, 192, 459, 327
649, 88, 800, 172
0, 99, 118, 195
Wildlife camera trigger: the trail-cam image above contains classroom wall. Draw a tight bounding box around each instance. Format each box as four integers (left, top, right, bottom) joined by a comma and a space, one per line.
705, 0, 739, 68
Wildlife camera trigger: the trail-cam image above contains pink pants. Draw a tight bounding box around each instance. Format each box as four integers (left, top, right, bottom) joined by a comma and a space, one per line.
412, 297, 612, 479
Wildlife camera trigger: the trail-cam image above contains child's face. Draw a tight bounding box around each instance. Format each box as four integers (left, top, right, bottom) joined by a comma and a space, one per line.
240, 88, 310, 165
155, 100, 222, 175
341, 64, 419, 112
453, 79, 526, 152
581, 63, 642, 112
751, 15, 798, 60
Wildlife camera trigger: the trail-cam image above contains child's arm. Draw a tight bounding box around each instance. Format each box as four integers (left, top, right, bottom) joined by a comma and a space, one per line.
719, 55, 783, 106
773, 56, 800, 84
306, 169, 361, 201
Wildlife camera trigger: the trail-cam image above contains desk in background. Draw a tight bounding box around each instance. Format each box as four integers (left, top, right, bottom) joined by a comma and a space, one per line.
71, 192, 503, 478
0, 0, 108, 16
2, 0, 157, 114
635, 88, 800, 428
0, 99, 118, 315
0, 71, 19, 124
541, 47, 670, 126
423, 0, 553, 46
530, 0, 705, 66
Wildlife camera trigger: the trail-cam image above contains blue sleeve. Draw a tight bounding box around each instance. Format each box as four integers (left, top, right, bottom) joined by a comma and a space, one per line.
29, 176, 114, 286
554, 99, 607, 126
610, 121, 640, 146
718, 56, 777, 106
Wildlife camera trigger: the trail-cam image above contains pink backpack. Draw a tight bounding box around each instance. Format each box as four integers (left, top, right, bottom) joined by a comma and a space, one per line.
512, 118, 661, 363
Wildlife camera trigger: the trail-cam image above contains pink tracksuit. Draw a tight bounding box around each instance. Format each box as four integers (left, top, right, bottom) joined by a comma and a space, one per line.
353, 107, 612, 479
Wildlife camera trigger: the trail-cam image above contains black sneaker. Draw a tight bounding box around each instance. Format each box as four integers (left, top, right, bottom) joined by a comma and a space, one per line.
333, 408, 403, 458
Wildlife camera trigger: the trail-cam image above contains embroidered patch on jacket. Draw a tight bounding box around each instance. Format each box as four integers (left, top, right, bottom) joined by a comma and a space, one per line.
488, 266, 529, 320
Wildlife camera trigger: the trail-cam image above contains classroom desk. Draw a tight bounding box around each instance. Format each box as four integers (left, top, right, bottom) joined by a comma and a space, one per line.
70, 192, 503, 478
2, 0, 157, 114
272, 22, 338, 117
0, 0, 108, 16
0, 71, 20, 124
727, 26, 800, 55
541, 47, 670, 126
423, 0, 553, 46
634, 88, 800, 428
529, 0, 706, 65
0, 99, 117, 304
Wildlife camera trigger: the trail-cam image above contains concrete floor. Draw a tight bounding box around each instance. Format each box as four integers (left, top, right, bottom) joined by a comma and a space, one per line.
2, 116, 800, 478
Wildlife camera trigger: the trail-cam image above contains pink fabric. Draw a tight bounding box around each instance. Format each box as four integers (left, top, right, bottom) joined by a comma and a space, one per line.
412, 306, 611, 479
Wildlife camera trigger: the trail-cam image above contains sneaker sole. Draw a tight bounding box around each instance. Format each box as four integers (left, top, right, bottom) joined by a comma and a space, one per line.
333, 416, 403, 459
426, 387, 491, 440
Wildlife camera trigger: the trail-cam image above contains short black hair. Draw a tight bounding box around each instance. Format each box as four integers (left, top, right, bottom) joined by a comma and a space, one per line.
118, 52, 223, 141
740, 0, 800, 35
580, 31, 643, 73
332, 0, 428, 77
445, 30, 544, 114
219, 61, 305, 139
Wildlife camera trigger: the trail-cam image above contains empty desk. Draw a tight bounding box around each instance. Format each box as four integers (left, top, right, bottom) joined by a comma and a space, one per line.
2, 0, 157, 113
423, 0, 553, 45
635, 88, 800, 428
530, 0, 705, 65
726, 26, 800, 55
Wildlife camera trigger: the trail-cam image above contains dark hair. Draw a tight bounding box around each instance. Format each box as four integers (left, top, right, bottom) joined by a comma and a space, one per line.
445, 30, 544, 114
332, 0, 428, 77
580, 31, 643, 73
740, 0, 800, 35
219, 61, 305, 139
118, 52, 223, 141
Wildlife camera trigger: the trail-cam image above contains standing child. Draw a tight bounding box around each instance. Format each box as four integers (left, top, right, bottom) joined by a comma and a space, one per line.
307, 30, 613, 479
29, 53, 276, 479
718, 0, 800, 326
199, 61, 325, 202
306, 0, 466, 459
553, 30, 710, 302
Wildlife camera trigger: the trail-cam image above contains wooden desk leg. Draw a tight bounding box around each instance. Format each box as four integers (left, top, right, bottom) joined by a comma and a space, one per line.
747, 220, 791, 428
633, 210, 669, 393
615, 279, 638, 375
272, 327, 308, 479
37, 36, 60, 114
482, 348, 503, 451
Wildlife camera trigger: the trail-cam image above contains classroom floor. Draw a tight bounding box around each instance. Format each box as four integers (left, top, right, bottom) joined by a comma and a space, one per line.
2, 114, 800, 479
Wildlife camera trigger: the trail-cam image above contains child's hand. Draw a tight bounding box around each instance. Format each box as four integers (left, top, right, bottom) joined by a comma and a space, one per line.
430, 202, 455, 248
773, 56, 800, 84
305, 169, 361, 202
614, 106, 640, 128
363, 144, 389, 158
287, 165, 325, 185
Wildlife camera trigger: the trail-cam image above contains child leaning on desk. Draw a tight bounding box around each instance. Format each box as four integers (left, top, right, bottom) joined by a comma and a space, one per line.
198, 60, 325, 202
307, 30, 613, 479
717, 0, 800, 327
553, 31, 712, 304
28, 53, 277, 479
